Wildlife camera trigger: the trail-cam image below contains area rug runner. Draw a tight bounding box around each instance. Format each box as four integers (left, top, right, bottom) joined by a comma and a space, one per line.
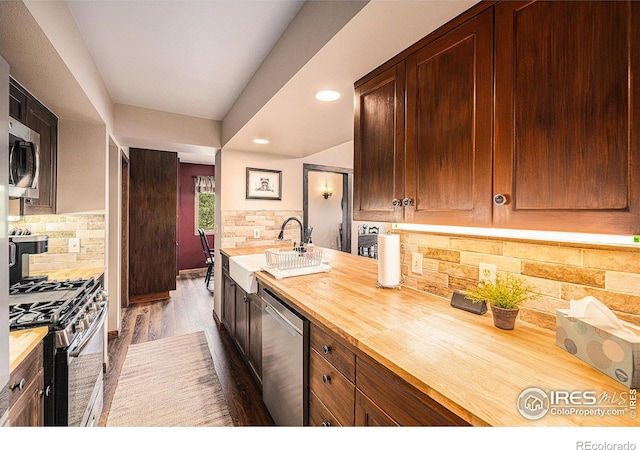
106, 331, 234, 426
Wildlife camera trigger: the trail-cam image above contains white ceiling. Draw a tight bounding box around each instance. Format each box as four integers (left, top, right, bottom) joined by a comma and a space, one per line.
67, 0, 305, 121
62, 0, 479, 162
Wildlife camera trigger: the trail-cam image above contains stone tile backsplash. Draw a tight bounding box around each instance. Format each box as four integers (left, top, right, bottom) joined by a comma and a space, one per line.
221, 210, 303, 249
398, 231, 640, 330
11, 214, 105, 273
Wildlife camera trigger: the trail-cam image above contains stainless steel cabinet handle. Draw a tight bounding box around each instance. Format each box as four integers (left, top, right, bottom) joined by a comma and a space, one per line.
322, 420, 331, 427
322, 374, 331, 383
322, 345, 332, 355
403, 198, 413, 206
10, 379, 26, 391
392, 199, 402, 207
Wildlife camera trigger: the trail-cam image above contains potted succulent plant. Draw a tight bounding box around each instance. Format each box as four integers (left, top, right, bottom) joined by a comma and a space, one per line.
465, 273, 538, 330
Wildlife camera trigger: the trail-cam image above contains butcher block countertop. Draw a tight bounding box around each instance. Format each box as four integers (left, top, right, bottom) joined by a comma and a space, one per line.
30, 267, 105, 282
221, 246, 638, 427
9, 327, 48, 373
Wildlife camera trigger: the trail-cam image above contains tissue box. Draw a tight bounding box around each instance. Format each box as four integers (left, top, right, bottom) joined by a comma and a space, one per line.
556, 309, 640, 388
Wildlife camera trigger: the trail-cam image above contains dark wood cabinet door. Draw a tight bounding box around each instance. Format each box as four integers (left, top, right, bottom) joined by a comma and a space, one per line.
405, 8, 493, 226
129, 148, 177, 299
355, 389, 397, 427
9, 78, 58, 216
248, 293, 262, 383
354, 62, 405, 222
9, 79, 28, 123
494, 1, 640, 234
234, 286, 248, 356
24, 100, 58, 215
9, 368, 44, 427
222, 271, 235, 335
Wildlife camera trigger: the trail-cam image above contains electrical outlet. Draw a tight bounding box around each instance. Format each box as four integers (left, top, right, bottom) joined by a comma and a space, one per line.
411, 252, 423, 275
479, 263, 496, 284
253, 229, 260, 239
68, 237, 80, 253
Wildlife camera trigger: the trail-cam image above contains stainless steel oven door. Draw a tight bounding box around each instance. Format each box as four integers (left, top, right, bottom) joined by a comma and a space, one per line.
65, 304, 106, 427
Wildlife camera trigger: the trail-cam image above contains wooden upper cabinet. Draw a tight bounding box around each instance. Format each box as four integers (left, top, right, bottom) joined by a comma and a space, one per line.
405, 8, 493, 226
9, 78, 58, 215
494, 1, 640, 234
25, 100, 58, 215
353, 61, 405, 222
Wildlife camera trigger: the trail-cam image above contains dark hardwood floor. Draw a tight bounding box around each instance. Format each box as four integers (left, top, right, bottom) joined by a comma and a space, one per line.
98, 273, 274, 426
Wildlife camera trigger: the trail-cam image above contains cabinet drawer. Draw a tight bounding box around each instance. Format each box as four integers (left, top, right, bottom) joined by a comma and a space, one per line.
9, 341, 43, 409
309, 391, 342, 427
310, 324, 355, 382
222, 254, 229, 272
309, 349, 355, 426
356, 355, 469, 426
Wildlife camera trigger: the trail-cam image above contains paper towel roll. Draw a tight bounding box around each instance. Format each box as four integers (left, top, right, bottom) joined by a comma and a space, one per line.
377, 234, 400, 287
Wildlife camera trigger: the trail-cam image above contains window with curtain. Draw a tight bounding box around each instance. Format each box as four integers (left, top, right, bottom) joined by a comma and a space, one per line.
195, 175, 215, 234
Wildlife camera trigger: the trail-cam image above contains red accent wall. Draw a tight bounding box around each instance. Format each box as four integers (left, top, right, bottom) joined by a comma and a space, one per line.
178, 162, 214, 271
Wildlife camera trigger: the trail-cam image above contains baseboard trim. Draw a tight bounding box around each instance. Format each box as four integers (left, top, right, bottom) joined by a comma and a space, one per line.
129, 291, 170, 304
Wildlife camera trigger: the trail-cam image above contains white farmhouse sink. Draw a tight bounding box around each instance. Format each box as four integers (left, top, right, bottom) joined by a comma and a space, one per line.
229, 253, 267, 294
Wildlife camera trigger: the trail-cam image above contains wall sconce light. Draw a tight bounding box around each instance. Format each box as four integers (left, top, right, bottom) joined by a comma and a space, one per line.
322, 180, 333, 199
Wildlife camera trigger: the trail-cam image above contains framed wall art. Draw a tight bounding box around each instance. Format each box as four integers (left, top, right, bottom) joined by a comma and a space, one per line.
246, 167, 282, 200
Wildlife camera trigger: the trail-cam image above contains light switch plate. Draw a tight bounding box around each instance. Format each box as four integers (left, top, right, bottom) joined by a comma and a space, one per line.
68, 237, 80, 253
411, 252, 423, 275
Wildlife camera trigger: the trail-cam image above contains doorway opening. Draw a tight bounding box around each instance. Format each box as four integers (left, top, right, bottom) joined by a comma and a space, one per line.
303, 164, 353, 253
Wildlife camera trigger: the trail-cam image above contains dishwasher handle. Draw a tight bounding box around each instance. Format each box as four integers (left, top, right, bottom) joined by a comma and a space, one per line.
265, 304, 300, 337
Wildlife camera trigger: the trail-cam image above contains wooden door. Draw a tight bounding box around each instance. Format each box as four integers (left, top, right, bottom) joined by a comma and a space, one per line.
405, 8, 493, 226
353, 62, 405, 222
128, 148, 177, 301
494, 1, 640, 234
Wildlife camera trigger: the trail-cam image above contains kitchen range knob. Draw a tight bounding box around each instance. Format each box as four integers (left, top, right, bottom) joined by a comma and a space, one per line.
322, 345, 332, 355
403, 198, 413, 207
391, 199, 401, 207
322, 374, 331, 383
493, 194, 509, 206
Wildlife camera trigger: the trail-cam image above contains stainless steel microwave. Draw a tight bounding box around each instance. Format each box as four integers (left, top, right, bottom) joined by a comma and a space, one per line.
8, 119, 39, 199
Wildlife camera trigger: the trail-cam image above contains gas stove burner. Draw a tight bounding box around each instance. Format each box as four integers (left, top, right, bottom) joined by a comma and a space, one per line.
9, 300, 69, 328
10, 278, 91, 295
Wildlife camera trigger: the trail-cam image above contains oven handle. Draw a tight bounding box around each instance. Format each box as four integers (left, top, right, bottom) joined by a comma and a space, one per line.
69, 305, 107, 358
9, 242, 16, 268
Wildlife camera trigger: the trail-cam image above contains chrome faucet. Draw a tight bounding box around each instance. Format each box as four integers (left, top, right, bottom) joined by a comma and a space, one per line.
277, 217, 305, 249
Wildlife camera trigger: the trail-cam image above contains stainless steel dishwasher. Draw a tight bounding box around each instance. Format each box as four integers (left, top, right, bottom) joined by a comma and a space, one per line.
261, 287, 308, 426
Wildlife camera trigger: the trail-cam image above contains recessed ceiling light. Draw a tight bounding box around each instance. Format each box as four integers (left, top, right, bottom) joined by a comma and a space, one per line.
253, 138, 269, 145
315, 89, 341, 102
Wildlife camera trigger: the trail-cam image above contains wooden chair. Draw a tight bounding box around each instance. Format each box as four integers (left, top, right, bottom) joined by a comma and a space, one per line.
198, 229, 214, 289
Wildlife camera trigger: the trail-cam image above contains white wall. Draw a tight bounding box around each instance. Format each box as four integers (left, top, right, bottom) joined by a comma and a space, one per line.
308, 171, 343, 249
57, 119, 107, 213
106, 139, 121, 335
114, 104, 221, 156
220, 149, 303, 211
